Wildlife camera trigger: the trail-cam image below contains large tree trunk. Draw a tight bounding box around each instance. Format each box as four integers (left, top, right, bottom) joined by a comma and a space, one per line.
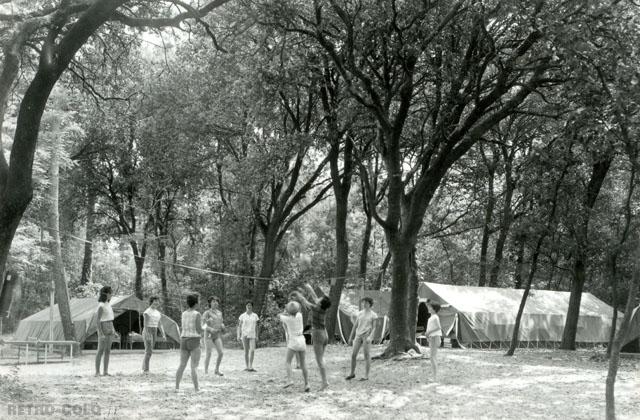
253, 228, 278, 316
130, 241, 147, 299
359, 203, 373, 279
478, 148, 496, 287
560, 258, 586, 349
513, 234, 526, 289
326, 138, 352, 342
605, 248, 639, 420
561, 159, 612, 350
80, 190, 96, 285
488, 166, 515, 286
372, 251, 391, 290
407, 246, 420, 340
48, 133, 76, 341
380, 240, 420, 357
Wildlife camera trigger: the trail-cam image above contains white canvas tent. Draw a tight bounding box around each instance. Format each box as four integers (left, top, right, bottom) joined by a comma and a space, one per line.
418, 282, 621, 347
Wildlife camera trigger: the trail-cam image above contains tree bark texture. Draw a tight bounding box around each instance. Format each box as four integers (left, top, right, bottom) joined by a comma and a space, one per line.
80, 190, 96, 285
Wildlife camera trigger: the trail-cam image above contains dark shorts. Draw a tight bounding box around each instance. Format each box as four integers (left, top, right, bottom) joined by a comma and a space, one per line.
180, 337, 201, 352
311, 328, 328, 346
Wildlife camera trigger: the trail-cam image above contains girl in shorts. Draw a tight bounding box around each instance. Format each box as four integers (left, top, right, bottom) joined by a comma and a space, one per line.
175, 294, 203, 392
203, 296, 225, 376
95, 286, 114, 376
279, 301, 309, 392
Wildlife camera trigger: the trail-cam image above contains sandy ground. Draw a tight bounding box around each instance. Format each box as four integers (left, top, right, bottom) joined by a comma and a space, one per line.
0, 344, 638, 420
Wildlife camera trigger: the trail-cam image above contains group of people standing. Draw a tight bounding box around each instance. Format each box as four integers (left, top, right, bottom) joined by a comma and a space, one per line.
92, 284, 443, 392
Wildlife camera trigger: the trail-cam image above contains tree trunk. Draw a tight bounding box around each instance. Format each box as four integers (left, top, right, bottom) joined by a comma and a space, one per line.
158, 230, 168, 310
380, 240, 420, 357
359, 205, 373, 279
605, 249, 640, 420
513, 235, 526, 289
606, 255, 618, 358
506, 235, 543, 356
562, 158, 612, 350
372, 251, 391, 290
407, 246, 420, 340
80, 190, 96, 285
326, 138, 352, 342
488, 172, 515, 286
560, 258, 586, 350
130, 241, 146, 299
48, 133, 76, 341
478, 158, 496, 287
253, 228, 278, 316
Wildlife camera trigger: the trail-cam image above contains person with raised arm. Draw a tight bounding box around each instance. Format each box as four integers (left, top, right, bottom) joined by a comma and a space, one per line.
290, 284, 331, 390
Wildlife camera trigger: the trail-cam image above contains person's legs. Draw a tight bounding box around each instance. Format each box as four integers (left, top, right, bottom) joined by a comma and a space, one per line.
312, 330, 328, 388
299, 351, 309, 391
429, 336, 439, 381
204, 338, 213, 374
95, 335, 105, 375
190, 346, 201, 391
143, 330, 155, 372
284, 348, 295, 386
362, 338, 371, 380
248, 338, 256, 370
102, 334, 113, 375
213, 337, 224, 374
242, 337, 250, 369
175, 347, 190, 390
347, 337, 362, 379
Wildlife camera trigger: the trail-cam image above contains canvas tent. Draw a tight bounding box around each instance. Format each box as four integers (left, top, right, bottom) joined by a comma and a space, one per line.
335, 290, 391, 344
621, 305, 640, 353
418, 282, 621, 347
14, 295, 180, 349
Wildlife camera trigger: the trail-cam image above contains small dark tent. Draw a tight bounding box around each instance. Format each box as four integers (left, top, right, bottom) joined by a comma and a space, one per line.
621, 305, 640, 353
14, 295, 180, 349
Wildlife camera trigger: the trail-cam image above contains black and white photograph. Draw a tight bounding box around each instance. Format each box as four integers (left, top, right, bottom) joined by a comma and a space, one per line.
0, 1, 639, 419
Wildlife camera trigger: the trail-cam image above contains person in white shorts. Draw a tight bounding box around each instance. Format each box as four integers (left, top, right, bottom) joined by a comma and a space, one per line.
280, 301, 309, 392
237, 302, 259, 372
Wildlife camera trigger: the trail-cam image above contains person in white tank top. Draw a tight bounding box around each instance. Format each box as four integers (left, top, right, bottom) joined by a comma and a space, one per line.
95, 286, 114, 377
426, 301, 443, 381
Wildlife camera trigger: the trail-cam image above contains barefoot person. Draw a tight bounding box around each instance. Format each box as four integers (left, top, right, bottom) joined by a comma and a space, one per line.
426, 300, 443, 381
280, 301, 310, 392
142, 296, 165, 374
237, 302, 259, 372
346, 297, 377, 381
175, 294, 203, 392
203, 296, 225, 376
291, 284, 331, 390
95, 286, 114, 377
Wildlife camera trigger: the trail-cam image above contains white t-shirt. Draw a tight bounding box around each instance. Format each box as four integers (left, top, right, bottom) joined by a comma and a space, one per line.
97, 301, 114, 322
143, 307, 161, 328
280, 312, 305, 351
355, 309, 378, 338
239, 312, 259, 339
426, 314, 442, 337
